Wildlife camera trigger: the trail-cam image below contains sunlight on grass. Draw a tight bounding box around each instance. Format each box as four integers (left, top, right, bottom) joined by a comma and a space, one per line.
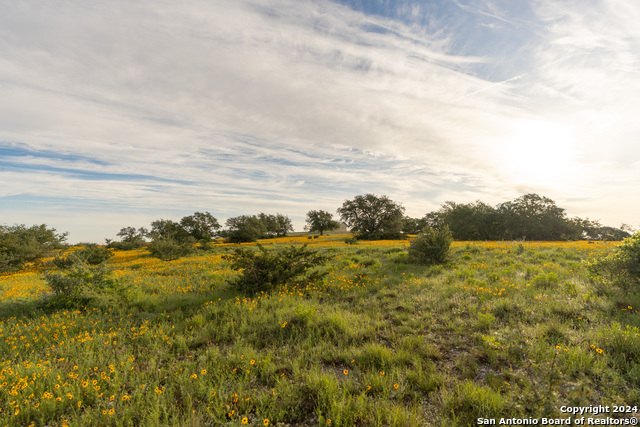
1, 238, 637, 426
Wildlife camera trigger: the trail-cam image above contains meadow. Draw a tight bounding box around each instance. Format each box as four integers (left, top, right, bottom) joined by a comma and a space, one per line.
1, 236, 639, 426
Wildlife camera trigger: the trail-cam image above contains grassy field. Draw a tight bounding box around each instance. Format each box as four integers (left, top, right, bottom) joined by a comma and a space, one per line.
1, 236, 639, 426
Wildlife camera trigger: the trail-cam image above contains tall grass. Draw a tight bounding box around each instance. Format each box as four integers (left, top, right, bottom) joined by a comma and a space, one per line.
0, 238, 637, 426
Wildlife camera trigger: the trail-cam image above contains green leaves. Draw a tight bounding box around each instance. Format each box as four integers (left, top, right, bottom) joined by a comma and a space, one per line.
585, 232, 640, 288
408, 225, 452, 265
337, 194, 404, 240
0, 224, 68, 272
306, 210, 341, 236
44, 247, 125, 308
224, 244, 332, 294
148, 237, 196, 261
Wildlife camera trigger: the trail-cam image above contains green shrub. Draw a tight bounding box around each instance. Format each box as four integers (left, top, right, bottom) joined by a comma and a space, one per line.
408, 225, 452, 265
44, 258, 126, 308
0, 224, 68, 272
585, 233, 640, 288
52, 245, 113, 269
344, 237, 359, 245
224, 244, 332, 294
76, 244, 113, 265
148, 237, 195, 261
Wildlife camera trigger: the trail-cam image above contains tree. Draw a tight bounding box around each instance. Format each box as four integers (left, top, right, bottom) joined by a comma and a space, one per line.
108, 226, 148, 250
422, 194, 627, 242
225, 215, 267, 243
573, 218, 630, 241
430, 201, 499, 240
258, 213, 294, 237
180, 212, 220, 242
306, 210, 340, 235
337, 194, 405, 240
148, 217, 196, 261
149, 219, 190, 242
401, 216, 429, 235
498, 194, 580, 240
596, 226, 631, 241
273, 213, 294, 237
0, 224, 68, 272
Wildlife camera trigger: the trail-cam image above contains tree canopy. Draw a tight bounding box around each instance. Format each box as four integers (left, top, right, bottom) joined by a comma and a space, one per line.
180, 212, 221, 242
258, 213, 294, 238
0, 224, 68, 272
337, 194, 405, 240
224, 215, 268, 243
305, 210, 341, 235
224, 213, 294, 243
424, 193, 629, 241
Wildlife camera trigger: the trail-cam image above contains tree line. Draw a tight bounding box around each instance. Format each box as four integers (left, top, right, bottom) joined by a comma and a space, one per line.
414, 193, 632, 241
1, 193, 633, 270
109, 212, 294, 247
312, 193, 632, 242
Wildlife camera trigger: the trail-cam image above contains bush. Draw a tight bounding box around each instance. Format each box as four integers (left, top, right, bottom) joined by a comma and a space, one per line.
224, 215, 267, 243
148, 237, 195, 261
344, 237, 359, 245
77, 244, 114, 264
52, 245, 113, 269
408, 225, 453, 265
44, 257, 125, 308
224, 244, 332, 294
586, 232, 640, 288
0, 224, 68, 272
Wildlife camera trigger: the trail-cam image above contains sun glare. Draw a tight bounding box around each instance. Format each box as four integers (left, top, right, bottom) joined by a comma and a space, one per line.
500, 120, 578, 188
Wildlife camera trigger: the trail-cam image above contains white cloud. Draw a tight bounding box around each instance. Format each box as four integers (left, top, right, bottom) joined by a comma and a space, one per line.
1, 0, 638, 241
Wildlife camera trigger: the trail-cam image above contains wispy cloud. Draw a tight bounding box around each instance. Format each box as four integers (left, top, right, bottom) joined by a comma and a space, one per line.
1, 0, 638, 241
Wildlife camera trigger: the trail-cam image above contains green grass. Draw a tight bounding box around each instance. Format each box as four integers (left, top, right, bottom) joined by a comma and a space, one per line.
0, 239, 638, 426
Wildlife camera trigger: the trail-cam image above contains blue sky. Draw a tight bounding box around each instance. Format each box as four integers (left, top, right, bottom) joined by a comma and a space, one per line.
1, 0, 639, 243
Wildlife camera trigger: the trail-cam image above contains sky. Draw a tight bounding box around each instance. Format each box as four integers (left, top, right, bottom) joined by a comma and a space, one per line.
1, 0, 639, 243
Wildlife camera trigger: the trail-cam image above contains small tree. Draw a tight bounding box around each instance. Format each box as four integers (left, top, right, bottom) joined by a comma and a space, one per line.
337, 194, 405, 240
306, 210, 340, 235
180, 212, 220, 242
408, 225, 453, 265
225, 215, 267, 243
258, 213, 294, 237
224, 244, 332, 294
108, 226, 148, 250
0, 224, 68, 272
150, 219, 189, 242
273, 213, 294, 237
147, 215, 217, 260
